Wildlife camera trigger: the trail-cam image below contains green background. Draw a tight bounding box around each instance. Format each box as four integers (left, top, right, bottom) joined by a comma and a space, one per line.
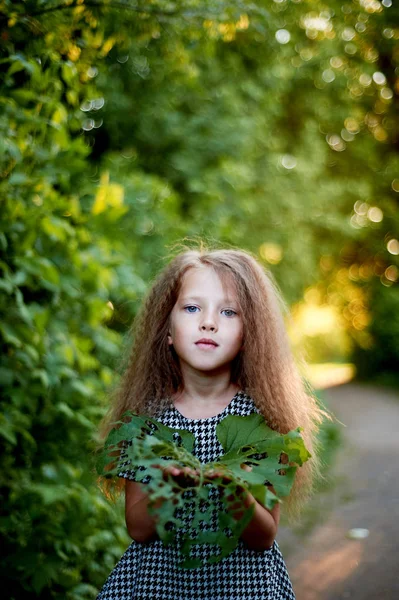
1, 1, 398, 597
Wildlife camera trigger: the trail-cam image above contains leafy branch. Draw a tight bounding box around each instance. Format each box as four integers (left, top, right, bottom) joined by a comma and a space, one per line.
98, 412, 311, 568
1, 0, 264, 23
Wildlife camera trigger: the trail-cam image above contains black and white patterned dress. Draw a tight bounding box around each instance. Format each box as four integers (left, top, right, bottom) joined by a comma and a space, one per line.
97, 392, 296, 600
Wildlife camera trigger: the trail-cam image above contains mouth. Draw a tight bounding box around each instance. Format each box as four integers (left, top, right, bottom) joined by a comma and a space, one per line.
195, 338, 219, 348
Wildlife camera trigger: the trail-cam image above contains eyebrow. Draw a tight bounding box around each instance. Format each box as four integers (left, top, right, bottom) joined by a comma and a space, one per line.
180, 296, 238, 304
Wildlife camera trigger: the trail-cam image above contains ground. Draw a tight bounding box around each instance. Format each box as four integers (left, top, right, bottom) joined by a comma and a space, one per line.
277, 383, 399, 600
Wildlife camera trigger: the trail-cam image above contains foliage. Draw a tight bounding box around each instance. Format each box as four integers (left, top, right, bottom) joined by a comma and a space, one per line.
0, 9, 141, 598
353, 281, 399, 381
98, 413, 310, 568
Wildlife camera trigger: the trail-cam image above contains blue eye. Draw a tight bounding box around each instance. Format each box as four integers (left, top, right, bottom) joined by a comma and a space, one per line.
222, 309, 237, 317
184, 305, 199, 313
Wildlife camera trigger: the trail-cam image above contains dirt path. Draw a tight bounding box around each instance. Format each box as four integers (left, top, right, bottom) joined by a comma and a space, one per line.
277, 383, 399, 600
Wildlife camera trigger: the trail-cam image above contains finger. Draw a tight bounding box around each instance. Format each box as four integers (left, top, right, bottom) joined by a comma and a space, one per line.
240, 463, 253, 472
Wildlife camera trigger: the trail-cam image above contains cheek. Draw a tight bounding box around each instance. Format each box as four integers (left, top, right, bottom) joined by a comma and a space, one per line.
236, 320, 244, 340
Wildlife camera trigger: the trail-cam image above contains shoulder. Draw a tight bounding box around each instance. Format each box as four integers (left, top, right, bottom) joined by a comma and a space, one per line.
228, 391, 260, 417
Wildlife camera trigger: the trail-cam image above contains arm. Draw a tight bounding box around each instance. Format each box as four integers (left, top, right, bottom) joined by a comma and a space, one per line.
206, 466, 280, 551
124, 466, 198, 543
125, 480, 158, 543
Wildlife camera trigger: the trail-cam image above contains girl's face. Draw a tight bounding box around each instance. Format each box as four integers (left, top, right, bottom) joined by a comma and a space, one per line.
168, 266, 243, 377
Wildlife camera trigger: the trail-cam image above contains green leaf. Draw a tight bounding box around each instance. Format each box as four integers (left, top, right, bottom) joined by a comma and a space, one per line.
215, 414, 311, 506
98, 412, 311, 567
0, 322, 22, 347
0, 416, 17, 445
216, 413, 277, 451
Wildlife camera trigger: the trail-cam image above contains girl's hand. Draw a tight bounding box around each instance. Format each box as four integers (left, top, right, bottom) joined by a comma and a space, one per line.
204, 467, 252, 519
160, 464, 200, 488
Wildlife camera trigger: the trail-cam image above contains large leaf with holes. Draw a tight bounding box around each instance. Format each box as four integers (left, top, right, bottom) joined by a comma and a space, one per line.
215, 414, 311, 506
98, 412, 310, 567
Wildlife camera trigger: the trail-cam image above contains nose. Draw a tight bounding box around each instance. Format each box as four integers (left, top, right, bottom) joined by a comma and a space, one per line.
200, 312, 218, 332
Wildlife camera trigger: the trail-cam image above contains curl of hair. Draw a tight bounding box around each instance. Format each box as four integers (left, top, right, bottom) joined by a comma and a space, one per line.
99, 247, 327, 518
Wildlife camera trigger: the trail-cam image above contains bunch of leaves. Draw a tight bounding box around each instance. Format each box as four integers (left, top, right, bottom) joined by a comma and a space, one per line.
98, 412, 311, 568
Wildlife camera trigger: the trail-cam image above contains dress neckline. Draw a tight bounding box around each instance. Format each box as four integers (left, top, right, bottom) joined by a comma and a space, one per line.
170, 391, 241, 423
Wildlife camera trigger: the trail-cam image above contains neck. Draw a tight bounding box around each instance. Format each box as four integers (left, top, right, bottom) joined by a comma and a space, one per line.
173, 365, 239, 419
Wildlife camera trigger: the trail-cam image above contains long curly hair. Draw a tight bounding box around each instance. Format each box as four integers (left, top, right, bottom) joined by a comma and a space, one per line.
100, 247, 326, 515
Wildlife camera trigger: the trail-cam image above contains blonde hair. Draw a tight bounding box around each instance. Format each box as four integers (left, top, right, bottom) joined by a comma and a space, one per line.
100, 247, 325, 515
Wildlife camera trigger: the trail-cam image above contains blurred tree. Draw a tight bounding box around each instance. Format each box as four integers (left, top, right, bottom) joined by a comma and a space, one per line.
0, 5, 143, 598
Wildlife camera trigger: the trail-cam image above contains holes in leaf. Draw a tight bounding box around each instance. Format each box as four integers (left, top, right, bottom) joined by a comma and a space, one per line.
249, 451, 268, 461
199, 520, 209, 531
223, 527, 233, 538
172, 432, 183, 446
199, 500, 210, 513
240, 445, 253, 453
240, 463, 253, 472
182, 489, 195, 500
279, 452, 289, 464
174, 507, 183, 519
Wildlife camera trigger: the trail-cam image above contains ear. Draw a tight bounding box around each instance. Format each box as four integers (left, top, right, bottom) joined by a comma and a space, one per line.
167, 333, 173, 346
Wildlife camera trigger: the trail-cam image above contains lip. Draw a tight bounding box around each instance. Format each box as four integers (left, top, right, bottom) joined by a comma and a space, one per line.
195, 338, 219, 347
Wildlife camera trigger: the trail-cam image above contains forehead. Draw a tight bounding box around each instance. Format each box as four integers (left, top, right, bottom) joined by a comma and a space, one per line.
178, 266, 238, 299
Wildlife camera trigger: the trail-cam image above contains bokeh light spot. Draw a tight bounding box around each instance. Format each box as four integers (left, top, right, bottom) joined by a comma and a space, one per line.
92, 98, 105, 110
354, 201, 369, 215
330, 56, 344, 69
259, 243, 283, 264
327, 134, 346, 151
368, 206, 383, 222
345, 43, 357, 55
380, 87, 393, 101
385, 266, 398, 282
82, 119, 94, 131
276, 29, 291, 44
341, 128, 355, 142
372, 71, 386, 85
87, 67, 98, 78
383, 28, 394, 39
387, 239, 399, 255
322, 69, 335, 83
342, 27, 356, 41
345, 118, 360, 133
359, 73, 372, 87
361, 0, 383, 12
281, 154, 297, 169
80, 100, 92, 112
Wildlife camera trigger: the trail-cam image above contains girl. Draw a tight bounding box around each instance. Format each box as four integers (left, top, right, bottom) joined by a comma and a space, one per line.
97, 248, 324, 600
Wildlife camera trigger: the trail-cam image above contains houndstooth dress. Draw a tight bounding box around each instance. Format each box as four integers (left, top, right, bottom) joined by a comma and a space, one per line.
97, 391, 296, 600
